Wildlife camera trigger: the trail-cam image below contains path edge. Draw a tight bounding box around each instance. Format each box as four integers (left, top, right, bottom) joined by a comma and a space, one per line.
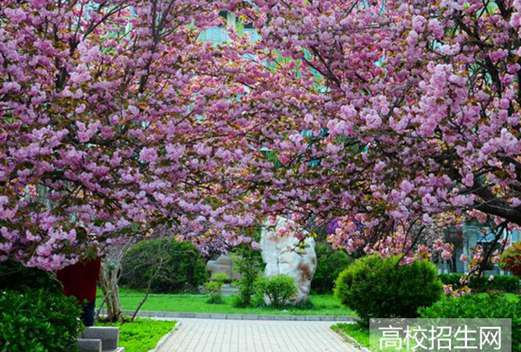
149, 321, 182, 352
331, 324, 371, 352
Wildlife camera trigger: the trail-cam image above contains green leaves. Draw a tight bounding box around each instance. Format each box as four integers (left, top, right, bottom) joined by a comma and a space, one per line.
335, 255, 443, 326
419, 293, 521, 352
205, 273, 228, 304
312, 243, 352, 293
0, 289, 82, 352
254, 274, 298, 308
120, 239, 208, 293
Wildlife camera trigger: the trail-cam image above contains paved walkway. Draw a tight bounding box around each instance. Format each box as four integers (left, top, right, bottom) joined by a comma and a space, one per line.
156, 318, 356, 352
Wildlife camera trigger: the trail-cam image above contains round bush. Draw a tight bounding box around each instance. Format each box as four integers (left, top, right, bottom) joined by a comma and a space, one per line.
254, 274, 298, 308
120, 239, 208, 293
0, 289, 83, 352
419, 293, 520, 352
335, 255, 443, 325
312, 243, 352, 293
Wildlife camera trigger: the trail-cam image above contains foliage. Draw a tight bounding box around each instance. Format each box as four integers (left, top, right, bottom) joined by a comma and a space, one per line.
120, 239, 207, 293
335, 255, 442, 325
500, 243, 521, 277
231, 244, 263, 307
0, 289, 83, 352
210, 272, 230, 284
312, 243, 352, 293
419, 293, 521, 352
0, 260, 61, 293
205, 282, 224, 304
439, 273, 520, 293
98, 319, 175, 352
205, 273, 229, 304
254, 275, 298, 308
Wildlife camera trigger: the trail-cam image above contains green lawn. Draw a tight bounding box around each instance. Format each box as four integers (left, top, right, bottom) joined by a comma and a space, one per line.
97, 287, 355, 316
332, 323, 370, 347
98, 319, 175, 352
332, 323, 414, 352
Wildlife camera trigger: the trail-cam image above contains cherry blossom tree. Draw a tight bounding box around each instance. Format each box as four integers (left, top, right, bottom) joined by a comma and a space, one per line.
4, 0, 521, 278
231, 0, 521, 263
0, 0, 275, 271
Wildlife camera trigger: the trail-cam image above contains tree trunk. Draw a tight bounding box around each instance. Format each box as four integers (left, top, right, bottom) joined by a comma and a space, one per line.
99, 242, 133, 322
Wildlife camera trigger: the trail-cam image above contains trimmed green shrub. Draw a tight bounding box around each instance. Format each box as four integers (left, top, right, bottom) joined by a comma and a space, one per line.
439, 273, 520, 293
312, 243, 352, 293
120, 239, 208, 293
419, 293, 521, 352
205, 273, 228, 304
0, 289, 83, 352
254, 274, 298, 308
335, 255, 443, 325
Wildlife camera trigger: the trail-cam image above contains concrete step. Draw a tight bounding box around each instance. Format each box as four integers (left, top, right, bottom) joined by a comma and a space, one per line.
80, 327, 123, 352
77, 338, 124, 352
78, 338, 101, 352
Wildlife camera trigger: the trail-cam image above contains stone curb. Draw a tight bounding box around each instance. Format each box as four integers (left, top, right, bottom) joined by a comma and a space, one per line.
148, 321, 181, 352
121, 310, 355, 322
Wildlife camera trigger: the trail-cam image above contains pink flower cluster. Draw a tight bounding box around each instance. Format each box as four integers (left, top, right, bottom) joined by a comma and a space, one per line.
4, 0, 521, 270
226, 0, 521, 256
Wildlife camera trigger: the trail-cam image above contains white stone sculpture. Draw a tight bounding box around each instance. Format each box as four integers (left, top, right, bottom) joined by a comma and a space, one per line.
260, 216, 317, 304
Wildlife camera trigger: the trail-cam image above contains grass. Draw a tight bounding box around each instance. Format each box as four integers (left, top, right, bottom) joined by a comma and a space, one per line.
332, 323, 370, 348
332, 323, 417, 352
96, 287, 355, 316
98, 318, 175, 352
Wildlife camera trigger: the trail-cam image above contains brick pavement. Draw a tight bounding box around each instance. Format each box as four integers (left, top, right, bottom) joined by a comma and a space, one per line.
156, 318, 356, 352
